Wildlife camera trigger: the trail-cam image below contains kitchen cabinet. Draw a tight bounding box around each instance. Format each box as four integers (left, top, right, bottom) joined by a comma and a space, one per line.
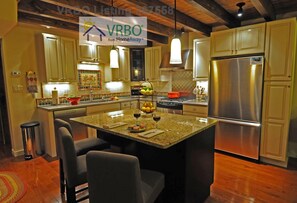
145, 46, 161, 81
78, 44, 97, 62
97, 46, 110, 64
110, 47, 130, 81
78, 44, 110, 64
264, 18, 296, 81
193, 38, 210, 80
42, 33, 77, 82
183, 104, 208, 117
261, 82, 291, 162
130, 48, 145, 81
210, 23, 265, 57
120, 101, 139, 109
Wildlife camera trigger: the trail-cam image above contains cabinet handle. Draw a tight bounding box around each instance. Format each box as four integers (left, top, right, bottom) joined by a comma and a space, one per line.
288, 75, 291, 78
288, 86, 291, 88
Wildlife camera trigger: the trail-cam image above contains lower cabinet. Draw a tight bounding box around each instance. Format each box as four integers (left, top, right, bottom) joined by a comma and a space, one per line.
260, 81, 292, 164
183, 104, 208, 117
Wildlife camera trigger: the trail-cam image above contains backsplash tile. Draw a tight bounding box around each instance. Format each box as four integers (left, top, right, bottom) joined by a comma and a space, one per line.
172, 71, 195, 93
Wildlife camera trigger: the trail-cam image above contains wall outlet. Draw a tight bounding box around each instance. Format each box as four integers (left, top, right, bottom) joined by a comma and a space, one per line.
11, 70, 21, 77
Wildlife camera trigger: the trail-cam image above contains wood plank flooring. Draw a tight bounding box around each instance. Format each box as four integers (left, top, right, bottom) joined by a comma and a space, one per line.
0, 149, 297, 203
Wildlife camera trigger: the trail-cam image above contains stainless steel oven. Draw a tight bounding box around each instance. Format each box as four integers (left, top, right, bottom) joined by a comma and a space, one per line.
156, 100, 183, 114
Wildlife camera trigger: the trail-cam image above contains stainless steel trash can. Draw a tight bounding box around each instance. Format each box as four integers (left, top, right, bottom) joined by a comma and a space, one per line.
20, 121, 42, 160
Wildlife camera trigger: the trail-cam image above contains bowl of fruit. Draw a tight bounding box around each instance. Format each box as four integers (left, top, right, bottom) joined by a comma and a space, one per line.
127, 124, 146, 133
140, 87, 153, 95
141, 102, 155, 114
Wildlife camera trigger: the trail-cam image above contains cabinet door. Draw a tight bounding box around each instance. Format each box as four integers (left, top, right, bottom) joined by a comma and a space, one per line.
145, 47, 153, 80
60, 37, 77, 82
152, 46, 161, 80
210, 29, 235, 57
193, 38, 210, 79
265, 18, 296, 81
145, 46, 161, 81
236, 23, 265, 55
43, 34, 63, 82
119, 48, 130, 81
261, 81, 291, 161
97, 46, 110, 64
78, 44, 96, 61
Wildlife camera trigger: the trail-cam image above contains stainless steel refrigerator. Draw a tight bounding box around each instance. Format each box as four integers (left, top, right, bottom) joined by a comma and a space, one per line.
208, 56, 264, 160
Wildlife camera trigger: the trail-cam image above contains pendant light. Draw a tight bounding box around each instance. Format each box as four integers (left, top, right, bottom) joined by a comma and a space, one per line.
110, 0, 119, 68
236, 2, 245, 17
169, 0, 182, 64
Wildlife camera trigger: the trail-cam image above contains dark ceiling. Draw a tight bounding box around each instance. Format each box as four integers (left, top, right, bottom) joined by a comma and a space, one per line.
18, 0, 297, 44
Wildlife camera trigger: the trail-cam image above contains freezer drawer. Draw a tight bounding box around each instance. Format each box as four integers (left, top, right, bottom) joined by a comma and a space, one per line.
214, 119, 261, 160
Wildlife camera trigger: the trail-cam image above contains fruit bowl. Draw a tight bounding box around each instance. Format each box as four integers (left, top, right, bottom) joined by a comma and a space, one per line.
67, 97, 81, 105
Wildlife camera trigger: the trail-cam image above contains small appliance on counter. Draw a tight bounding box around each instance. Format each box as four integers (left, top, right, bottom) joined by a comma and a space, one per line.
130, 85, 143, 97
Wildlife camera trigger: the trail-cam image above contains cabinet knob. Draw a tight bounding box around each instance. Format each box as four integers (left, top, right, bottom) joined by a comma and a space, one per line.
288, 75, 291, 78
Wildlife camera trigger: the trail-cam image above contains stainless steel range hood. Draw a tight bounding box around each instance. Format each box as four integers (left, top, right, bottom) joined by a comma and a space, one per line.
159, 49, 193, 70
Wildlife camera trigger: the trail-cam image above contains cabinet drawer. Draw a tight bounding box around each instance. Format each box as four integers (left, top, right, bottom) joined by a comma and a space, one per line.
183, 105, 208, 117
121, 101, 131, 109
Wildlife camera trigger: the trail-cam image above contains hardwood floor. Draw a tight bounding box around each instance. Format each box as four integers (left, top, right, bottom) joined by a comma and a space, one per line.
1, 149, 297, 203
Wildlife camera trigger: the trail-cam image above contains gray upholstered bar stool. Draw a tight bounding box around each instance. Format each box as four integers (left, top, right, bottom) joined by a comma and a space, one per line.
86, 151, 165, 203
54, 118, 110, 194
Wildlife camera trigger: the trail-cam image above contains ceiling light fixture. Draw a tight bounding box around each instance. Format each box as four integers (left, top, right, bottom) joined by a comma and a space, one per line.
169, 0, 182, 64
110, 0, 119, 68
236, 2, 245, 17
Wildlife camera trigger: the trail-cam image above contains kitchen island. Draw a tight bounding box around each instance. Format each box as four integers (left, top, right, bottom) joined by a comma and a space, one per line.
71, 109, 217, 203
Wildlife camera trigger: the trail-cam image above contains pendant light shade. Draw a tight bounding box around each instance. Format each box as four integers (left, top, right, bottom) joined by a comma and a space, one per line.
170, 37, 182, 64
169, 0, 182, 64
110, 47, 119, 68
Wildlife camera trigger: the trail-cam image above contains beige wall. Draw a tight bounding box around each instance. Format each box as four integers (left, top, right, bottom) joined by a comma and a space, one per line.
0, 0, 17, 37
2, 23, 77, 156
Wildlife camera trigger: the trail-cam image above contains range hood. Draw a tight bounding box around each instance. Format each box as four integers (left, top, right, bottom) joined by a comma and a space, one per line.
160, 49, 193, 70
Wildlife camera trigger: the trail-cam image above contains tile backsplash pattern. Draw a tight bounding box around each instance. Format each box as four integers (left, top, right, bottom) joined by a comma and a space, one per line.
172, 71, 195, 93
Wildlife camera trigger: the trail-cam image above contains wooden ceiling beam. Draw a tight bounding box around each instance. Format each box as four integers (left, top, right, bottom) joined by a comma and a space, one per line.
39, 0, 174, 37
18, 4, 168, 44
191, 0, 240, 28
250, 0, 276, 21
123, 0, 211, 35
18, 11, 79, 31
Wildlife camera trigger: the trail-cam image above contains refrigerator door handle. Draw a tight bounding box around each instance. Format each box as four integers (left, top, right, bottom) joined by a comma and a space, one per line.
208, 117, 261, 127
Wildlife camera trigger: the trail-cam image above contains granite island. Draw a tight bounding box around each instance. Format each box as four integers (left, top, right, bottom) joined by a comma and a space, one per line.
71, 109, 217, 203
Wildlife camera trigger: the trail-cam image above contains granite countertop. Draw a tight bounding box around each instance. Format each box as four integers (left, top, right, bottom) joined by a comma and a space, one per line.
70, 109, 217, 149
37, 96, 167, 111
37, 98, 138, 111
182, 99, 208, 106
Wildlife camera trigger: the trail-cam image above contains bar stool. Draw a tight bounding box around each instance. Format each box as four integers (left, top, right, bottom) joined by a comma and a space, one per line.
20, 121, 41, 160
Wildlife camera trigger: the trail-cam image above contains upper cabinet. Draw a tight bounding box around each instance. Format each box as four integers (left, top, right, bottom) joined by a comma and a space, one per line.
193, 38, 210, 80
210, 23, 265, 57
78, 44, 97, 62
41, 33, 77, 82
78, 44, 110, 64
109, 47, 130, 81
130, 48, 145, 81
264, 18, 296, 81
145, 46, 161, 81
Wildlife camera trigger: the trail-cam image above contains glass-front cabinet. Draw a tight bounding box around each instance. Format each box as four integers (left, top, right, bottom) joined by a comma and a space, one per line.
130, 48, 145, 81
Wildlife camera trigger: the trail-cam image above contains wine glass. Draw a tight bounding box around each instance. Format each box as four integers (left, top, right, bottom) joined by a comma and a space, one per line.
153, 113, 161, 129
133, 110, 141, 125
